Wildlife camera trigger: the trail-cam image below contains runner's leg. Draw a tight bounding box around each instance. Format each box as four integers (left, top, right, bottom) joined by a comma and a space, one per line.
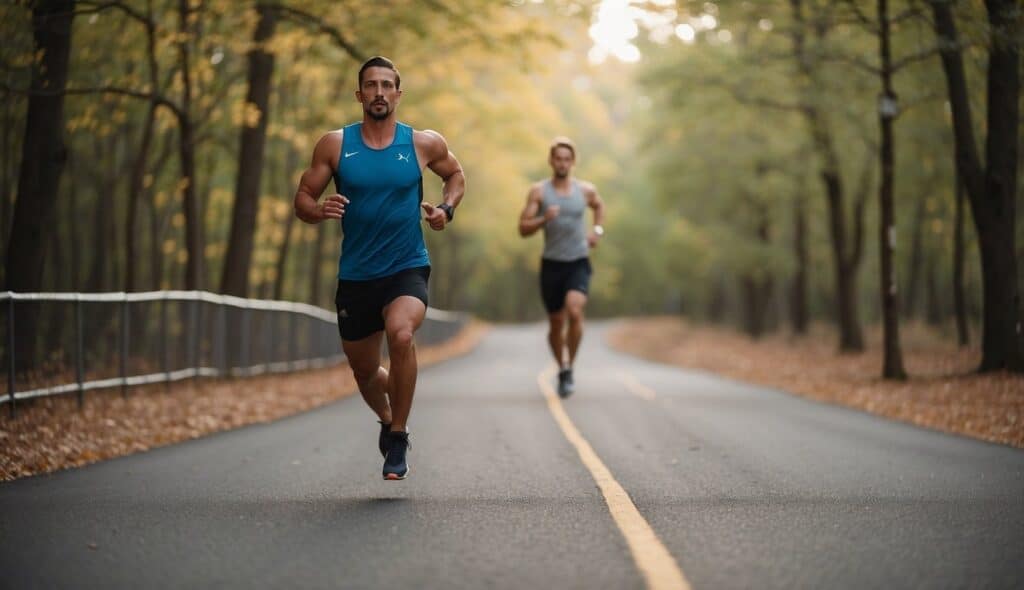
547, 310, 567, 368
342, 332, 391, 423
565, 290, 587, 367
383, 295, 427, 432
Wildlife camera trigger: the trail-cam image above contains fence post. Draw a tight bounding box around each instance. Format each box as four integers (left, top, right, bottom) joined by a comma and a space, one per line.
288, 312, 296, 371
75, 295, 84, 409
240, 305, 250, 376
161, 294, 170, 391
7, 296, 15, 417
190, 297, 199, 384
120, 296, 129, 398
217, 303, 226, 377
265, 309, 273, 374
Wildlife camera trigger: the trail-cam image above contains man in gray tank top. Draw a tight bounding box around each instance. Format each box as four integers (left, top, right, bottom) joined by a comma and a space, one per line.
518, 137, 606, 397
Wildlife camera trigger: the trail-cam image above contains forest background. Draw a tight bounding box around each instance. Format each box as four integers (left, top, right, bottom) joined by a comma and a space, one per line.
2, 0, 1021, 375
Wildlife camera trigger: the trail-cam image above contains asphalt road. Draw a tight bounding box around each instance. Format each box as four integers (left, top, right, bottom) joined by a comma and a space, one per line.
2, 322, 1022, 589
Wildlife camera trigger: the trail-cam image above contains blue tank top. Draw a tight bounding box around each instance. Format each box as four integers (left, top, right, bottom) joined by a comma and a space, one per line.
333, 122, 430, 280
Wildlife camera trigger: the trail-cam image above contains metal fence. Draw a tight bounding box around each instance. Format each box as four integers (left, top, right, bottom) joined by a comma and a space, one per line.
1, 291, 467, 414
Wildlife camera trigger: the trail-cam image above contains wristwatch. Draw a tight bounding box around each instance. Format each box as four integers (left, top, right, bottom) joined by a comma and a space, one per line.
593, 224, 604, 236
438, 203, 454, 222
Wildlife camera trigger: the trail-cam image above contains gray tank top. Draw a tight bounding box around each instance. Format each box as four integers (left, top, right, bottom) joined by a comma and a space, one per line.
540, 180, 588, 261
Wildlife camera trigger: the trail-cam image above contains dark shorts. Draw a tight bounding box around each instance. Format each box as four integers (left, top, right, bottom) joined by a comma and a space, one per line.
335, 266, 430, 341
540, 257, 592, 313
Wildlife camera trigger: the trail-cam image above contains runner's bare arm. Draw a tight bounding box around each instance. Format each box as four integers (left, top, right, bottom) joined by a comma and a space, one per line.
583, 181, 605, 227
519, 183, 557, 237
583, 181, 606, 247
294, 131, 349, 224
416, 130, 464, 230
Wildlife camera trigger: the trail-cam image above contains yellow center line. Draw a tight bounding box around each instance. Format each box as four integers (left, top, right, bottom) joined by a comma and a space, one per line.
617, 371, 657, 401
537, 365, 691, 590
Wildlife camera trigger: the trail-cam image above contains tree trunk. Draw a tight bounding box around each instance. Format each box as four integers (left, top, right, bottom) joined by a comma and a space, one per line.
953, 167, 969, 346
926, 254, 943, 326
904, 191, 926, 319
877, 0, 906, 379
125, 102, 157, 292
788, 0, 864, 352
178, 0, 202, 290
273, 149, 300, 301
68, 150, 80, 290
979, 0, 1021, 370
5, 0, 75, 293
930, 0, 1022, 371
0, 83, 16, 268
147, 132, 174, 291
85, 133, 122, 292
309, 221, 327, 305
5, 0, 75, 372
222, 3, 278, 297
707, 273, 727, 323
789, 189, 809, 334
126, 5, 160, 293
273, 220, 296, 300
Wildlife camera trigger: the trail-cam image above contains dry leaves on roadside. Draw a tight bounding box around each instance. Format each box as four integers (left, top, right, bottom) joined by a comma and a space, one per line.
0, 321, 489, 481
608, 317, 1024, 448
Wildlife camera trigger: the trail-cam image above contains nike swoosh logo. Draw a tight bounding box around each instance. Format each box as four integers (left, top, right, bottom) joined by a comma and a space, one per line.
344, 151, 359, 158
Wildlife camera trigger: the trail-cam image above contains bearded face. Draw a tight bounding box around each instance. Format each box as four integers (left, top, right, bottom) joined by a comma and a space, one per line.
357, 67, 401, 121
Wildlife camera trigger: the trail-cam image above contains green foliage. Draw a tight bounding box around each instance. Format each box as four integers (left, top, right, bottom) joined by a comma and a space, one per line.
0, 0, 1000, 334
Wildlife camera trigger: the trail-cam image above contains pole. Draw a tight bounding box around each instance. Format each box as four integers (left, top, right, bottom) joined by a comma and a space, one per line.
75, 296, 84, 409
7, 297, 15, 417
120, 297, 129, 398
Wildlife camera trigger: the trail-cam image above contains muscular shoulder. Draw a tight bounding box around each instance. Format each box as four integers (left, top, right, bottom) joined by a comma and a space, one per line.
413, 129, 448, 160
528, 180, 547, 200
313, 129, 344, 168
576, 179, 597, 197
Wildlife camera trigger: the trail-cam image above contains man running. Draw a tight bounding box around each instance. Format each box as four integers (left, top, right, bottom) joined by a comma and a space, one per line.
518, 137, 605, 398
294, 56, 465, 480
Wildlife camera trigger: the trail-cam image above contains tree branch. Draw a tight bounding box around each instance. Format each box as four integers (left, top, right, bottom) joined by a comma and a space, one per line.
76, 0, 152, 27
267, 3, 364, 62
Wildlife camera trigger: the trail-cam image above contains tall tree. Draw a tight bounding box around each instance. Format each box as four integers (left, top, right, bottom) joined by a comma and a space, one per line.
5, 0, 75, 372
952, 168, 969, 345
789, 183, 810, 335
929, 0, 1022, 371
124, 0, 160, 293
5, 0, 75, 294
875, 0, 907, 378
221, 2, 278, 297
176, 0, 202, 290
788, 0, 866, 351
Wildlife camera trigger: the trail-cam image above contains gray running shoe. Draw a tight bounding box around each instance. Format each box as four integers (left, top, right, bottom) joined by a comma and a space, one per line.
557, 368, 574, 398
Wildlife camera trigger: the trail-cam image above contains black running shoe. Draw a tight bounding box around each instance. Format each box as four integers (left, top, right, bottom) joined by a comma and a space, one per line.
557, 368, 574, 398
378, 421, 391, 457
382, 431, 410, 480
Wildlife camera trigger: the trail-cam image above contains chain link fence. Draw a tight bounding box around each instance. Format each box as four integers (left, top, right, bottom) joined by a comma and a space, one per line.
1, 291, 467, 415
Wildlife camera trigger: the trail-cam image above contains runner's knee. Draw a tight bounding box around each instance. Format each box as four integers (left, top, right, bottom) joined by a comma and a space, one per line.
388, 326, 415, 351
548, 313, 565, 332
350, 362, 381, 386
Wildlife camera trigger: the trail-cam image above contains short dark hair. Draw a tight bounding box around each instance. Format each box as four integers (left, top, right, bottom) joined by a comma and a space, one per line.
358, 56, 401, 90
549, 136, 576, 159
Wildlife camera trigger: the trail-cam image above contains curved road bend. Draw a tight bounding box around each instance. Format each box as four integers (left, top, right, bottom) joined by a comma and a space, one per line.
1, 322, 1022, 589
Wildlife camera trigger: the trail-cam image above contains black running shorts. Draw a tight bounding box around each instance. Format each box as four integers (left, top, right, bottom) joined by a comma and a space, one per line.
539, 257, 592, 313
335, 266, 430, 341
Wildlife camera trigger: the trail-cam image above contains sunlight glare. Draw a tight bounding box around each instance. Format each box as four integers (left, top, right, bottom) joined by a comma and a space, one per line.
588, 0, 641, 64
675, 23, 696, 43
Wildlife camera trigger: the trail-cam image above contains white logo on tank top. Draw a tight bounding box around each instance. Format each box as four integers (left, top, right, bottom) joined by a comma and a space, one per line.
344, 151, 359, 158
397, 153, 410, 162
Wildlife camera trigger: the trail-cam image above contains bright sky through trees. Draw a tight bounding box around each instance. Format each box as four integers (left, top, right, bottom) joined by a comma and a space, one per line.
587, 0, 720, 64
